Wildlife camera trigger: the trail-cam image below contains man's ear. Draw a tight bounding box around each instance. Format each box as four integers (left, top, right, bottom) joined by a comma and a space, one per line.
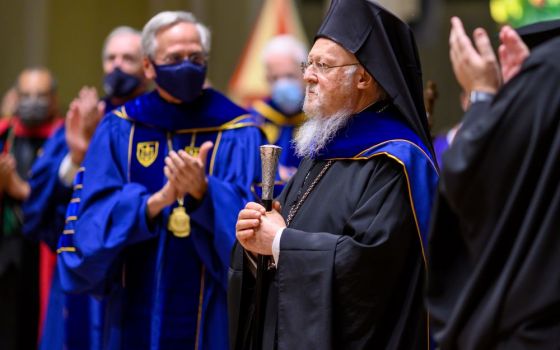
356, 68, 373, 90
143, 57, 156, 80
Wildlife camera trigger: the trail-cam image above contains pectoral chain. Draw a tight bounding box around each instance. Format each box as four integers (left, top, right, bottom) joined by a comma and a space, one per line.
286, 160, 334, 226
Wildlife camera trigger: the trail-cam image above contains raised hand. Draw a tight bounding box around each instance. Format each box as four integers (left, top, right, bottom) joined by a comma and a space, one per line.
449, 17, 501, 94
164, 141, 213, 201
0, 154, 30, 200
498, 25, 530, 84
65, 86, 105, 165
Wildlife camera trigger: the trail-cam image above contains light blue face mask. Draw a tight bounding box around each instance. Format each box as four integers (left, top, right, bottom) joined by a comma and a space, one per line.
271, 78, 304, 115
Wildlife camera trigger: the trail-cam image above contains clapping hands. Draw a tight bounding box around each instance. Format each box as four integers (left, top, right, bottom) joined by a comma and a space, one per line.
65, 87, 105, 165
449, 17, 531, 96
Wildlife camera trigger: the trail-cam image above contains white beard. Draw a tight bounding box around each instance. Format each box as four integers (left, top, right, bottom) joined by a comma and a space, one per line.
293, 109, 351, 158
294, 68, 356, 158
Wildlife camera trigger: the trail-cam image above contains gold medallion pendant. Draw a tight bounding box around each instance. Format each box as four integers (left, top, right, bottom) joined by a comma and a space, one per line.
168, 200, 191, 238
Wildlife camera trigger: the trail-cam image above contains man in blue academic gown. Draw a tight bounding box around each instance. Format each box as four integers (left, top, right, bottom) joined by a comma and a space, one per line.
249, 35, 308, 181
230, 1, 439, 349
23, 26, 148, 350
56, 11, 262, 349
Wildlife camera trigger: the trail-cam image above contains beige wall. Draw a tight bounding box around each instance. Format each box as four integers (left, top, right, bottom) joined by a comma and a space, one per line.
0, 1, 30, 93
1, 0, 152, 111
46, 0, 151, 110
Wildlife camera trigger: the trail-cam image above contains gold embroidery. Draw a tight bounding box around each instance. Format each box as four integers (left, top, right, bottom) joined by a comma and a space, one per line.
127, 124, 135, 182
56, 247, 76, 253
184, 132, 199, 156
209, 132, 222, 175
194, 266, 206, 349
253, 100, 306, 126
136, 141, 159, 167
262, 123, 280, 144
184, 146, 200, 157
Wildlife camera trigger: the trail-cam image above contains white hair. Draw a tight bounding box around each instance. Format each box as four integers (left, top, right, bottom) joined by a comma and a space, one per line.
102, 26, 142, 61
141, 11, 211, 58
262, 34, 308, 65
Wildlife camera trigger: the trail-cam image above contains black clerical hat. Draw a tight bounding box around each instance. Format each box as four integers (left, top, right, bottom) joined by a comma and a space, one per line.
316, 0, 433, 155
517, 19, 560, 49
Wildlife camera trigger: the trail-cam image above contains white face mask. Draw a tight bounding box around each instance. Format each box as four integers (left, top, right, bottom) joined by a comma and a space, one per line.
271, 78, 304, 115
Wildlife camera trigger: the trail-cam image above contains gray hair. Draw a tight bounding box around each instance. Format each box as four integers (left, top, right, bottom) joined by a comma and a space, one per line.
262, 34, 308, 65
102, 26, 142, 61
141, 11, 211, 59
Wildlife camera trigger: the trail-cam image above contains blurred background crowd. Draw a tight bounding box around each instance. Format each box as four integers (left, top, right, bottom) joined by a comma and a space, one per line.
3, 0, 558, 133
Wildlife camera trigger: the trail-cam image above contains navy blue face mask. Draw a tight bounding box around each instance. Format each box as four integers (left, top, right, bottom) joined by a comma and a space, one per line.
103, 67, 141, 98
152, 59, 207, 103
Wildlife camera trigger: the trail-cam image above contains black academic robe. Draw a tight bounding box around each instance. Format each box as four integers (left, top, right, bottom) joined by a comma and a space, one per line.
427, 37, 560, 349
0, 117, 60, 350
229, 106, 437, 350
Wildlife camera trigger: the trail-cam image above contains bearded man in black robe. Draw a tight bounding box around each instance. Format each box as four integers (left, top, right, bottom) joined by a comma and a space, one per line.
228, 1, 439, 349
427, 17, 560, 349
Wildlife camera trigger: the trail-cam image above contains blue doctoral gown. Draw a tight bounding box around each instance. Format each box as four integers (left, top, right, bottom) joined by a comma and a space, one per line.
57, 89, 262, 349
23, 99, 121, 350
24, 126, 70, 249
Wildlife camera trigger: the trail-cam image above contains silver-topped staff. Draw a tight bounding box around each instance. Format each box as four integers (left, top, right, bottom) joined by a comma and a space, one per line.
253, 144, 281, 349
260, 145, 282, 211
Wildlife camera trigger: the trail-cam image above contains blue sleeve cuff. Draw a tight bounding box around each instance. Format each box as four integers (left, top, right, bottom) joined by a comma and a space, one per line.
138, 193, 160, 241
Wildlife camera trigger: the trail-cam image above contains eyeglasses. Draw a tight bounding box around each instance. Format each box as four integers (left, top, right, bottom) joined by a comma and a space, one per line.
300, 61, 360, 74
161, 52, 208, 66
186, 52, 208, 66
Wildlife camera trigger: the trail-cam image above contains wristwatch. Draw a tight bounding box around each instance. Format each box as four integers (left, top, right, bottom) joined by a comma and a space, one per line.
469, 90, 495, 104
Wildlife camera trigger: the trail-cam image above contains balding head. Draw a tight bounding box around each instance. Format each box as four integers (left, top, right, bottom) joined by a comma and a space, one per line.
15, 67, 58, 126
102, 26, 143, 76
16, 68, 56, 99
101, 26, 147, 101
262, 35, 307, 84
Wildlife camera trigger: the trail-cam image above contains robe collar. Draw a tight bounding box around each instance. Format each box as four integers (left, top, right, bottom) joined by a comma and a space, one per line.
0, 116, 62, 139
314, 103, 432, 160
101, 96, 118, 114
252, 99, 306, 126
121, 88, 249, 131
